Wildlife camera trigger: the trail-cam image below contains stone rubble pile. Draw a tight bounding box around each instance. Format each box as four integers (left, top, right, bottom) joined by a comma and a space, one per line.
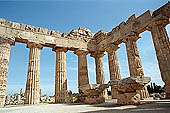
67, 27, 93, 42
5, 88, 25, 105
40, 95, 55, 103
109, 76, 151, 105
79, 76, 151, 105
5, 88, 56, 105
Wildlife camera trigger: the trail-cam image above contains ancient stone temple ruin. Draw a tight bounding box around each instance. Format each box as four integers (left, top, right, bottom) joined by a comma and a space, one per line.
0, 2, 170, 106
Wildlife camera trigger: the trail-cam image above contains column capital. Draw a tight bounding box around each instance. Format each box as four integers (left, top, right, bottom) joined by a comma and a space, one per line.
90, 51, 105, 58
123, 32, 141, 43
147, 18, 169, 31
27, 42, 43, 49
0, 37, 15, 45
74, 49, 88, 56
105, 44, 120, 53
53, 47, 67, 53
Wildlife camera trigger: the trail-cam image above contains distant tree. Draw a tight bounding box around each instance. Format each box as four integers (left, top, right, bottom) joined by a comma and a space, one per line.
108, 90, 111, 96
147, 82, 165, 94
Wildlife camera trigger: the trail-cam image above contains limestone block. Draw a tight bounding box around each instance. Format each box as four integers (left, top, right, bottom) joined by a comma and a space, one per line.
20, 24, 27, 31
126, 14, 137, 24
109, 76, 151, 92
44, 35, 55, 44
37, 27, 48, 34
4, 20, 12, 27
17, 31, 36, 40
152, 2, 170, 18
79, 84, 109, 97
62, 33, 68, 37
35, 34, 45, 42
133, 10, 152, 32
0, 18, 5, 25
55, 38, 69, 48
0, 26, 6, 35
25, 25, 34, 32
84, 97, 105, 104
12, 22, 20, 29
51, 30, 61, 37
117, 93, 140, 105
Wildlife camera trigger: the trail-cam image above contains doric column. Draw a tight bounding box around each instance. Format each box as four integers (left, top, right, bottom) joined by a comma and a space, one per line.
74, 50, 89, 93
53, 47, 67, 103
91, 52, 108, 99
25, 42, 43, 104
150, 22, 170, 98
125, 37, 144, 77
124, 35, 149, 99
0, 38, 14, 107
106, 45, 121, 99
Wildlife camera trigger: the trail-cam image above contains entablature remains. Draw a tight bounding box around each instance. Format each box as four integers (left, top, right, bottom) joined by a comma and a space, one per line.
0, 2, 169, 54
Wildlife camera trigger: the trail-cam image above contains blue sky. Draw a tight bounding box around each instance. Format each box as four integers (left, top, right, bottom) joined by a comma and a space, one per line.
0, 0, 169, 96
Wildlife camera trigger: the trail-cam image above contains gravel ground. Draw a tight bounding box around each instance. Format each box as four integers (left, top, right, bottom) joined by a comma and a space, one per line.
0, 99, 170, 113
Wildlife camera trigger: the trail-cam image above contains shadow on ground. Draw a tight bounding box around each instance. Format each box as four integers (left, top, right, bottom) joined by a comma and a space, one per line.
82, 101, 170, 113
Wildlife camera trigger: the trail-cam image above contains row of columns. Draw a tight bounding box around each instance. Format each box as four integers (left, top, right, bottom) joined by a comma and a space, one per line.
0, 22, 169, 106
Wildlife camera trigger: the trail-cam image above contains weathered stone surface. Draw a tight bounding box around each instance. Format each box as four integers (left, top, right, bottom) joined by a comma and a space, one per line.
79, 76, 150, 105
106, 44, 121, 99
91, 52, 108, 99
152, 2, 170, 18
124, 36, 149, 98
84, 96, 105, 104
68, 27, 93, 42
125, 37, 144, 77
150, 23, 170, 98
111, 76, 150, 105
109, 76, 151, 92
117, 92, 140, 105
53, 48, 67, 103
25, 42, 43, 105
136, 86, 150, 99
0, 38, 14, 107
0, 3, 169, 106
78, 84, 107, 104
74, 50, 89, 93
79, 84, 108, 96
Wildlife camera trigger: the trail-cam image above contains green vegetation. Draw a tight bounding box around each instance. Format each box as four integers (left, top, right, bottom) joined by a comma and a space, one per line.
72, 97, 78, 103
108, 96, 112, 99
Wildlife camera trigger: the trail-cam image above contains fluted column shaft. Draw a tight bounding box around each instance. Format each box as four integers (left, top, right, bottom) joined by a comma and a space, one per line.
150, 24, 170, 98
54, 48, 67, 103
106, 45, 121, 99
95, 53, 105, 84
74, 50, 89, 93
125, 36, 149, 98
91, 52, 108, 98
125, 38, 144, 77
0, 38, 14, 107
25, 43, 42, 104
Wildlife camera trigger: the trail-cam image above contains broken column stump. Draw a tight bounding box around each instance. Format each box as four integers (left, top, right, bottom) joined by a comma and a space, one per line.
109, 76, 151, 105
79, 84, 108, 104
79, 76, 150, 105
